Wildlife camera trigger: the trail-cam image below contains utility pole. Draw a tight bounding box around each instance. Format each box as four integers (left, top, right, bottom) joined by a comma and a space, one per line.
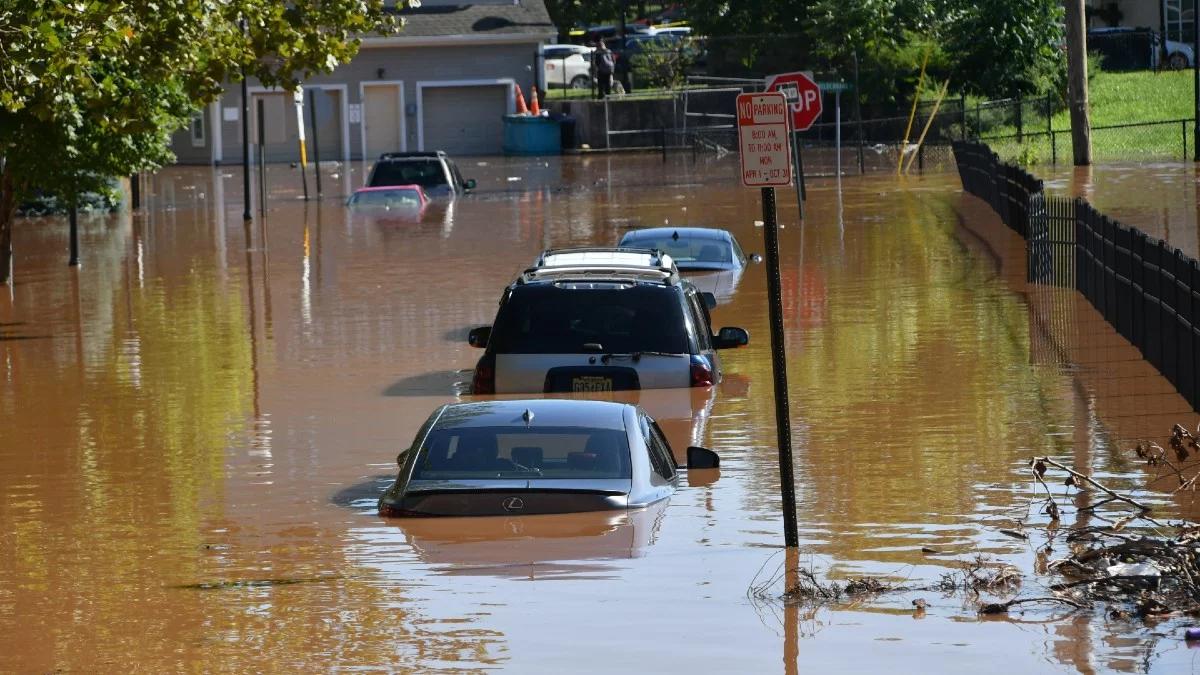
1194, 10, 1199, 160
1065, 0, 1092, 165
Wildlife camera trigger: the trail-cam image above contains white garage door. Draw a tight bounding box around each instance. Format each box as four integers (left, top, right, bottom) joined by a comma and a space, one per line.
422, 85, 508, 155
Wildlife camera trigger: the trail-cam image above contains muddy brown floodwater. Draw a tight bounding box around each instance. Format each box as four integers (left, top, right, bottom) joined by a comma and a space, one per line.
2, 153, 1198, 672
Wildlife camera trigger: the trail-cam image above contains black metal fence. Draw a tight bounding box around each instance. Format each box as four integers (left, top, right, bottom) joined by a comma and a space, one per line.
950, 141, 1042, 238
1076, 201, 1200, 408
952, 141, 1200, 411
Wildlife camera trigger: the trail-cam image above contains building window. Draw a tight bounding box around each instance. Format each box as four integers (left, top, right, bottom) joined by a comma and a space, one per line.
190, 112, 205, 148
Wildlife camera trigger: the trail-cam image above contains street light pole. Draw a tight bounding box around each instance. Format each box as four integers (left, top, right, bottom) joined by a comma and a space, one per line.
241, 18, 252, 220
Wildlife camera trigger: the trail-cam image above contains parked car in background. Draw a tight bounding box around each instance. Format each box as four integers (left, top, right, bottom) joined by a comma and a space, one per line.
467, 247, 748, 394
347, 184, 429, 210
366, 151, 476, 198
1086, 27, 1193, 70
377, 399, 720, 517
1164, 37, 1194, 68
542, 44, 594, 89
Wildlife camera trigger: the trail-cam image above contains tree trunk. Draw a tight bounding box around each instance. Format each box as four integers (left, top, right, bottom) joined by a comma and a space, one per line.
1065, 0, 1092, 166
0, 166, 15, 286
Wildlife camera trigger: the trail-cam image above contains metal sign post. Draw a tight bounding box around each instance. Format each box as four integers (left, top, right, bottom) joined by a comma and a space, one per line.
309, 92, 323, 199
736, 92, 800, 548
294, 88, 309, 201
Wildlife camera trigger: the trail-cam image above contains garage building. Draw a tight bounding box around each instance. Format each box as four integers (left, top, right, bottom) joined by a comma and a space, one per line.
172, 0, 555, 164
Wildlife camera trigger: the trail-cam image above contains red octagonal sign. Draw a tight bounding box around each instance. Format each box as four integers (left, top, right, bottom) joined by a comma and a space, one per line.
764, 71, 823, 132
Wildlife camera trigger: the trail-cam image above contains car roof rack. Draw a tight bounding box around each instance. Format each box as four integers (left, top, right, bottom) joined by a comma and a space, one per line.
518, 265, 681, 285
378, 151, 446, 160
533, 246, 677, 270
518, 248, 679, 285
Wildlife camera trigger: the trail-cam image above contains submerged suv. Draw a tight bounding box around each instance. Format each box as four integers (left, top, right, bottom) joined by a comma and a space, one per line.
468, 248, 749, 394
366, 151, 475, 198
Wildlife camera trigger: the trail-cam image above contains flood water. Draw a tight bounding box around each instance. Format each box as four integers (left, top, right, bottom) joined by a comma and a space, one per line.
1041, 161, 1200, 258
2, 153, 1199, 672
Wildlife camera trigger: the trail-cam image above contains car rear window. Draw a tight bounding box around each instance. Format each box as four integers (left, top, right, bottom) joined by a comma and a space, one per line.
370, 160, 448, 189
619, 235, 731, 265
411, 426, 631, 480
489, 283, 689, 354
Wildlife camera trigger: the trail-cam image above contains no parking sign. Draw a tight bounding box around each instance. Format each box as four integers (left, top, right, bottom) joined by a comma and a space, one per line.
736, 92, 792, 188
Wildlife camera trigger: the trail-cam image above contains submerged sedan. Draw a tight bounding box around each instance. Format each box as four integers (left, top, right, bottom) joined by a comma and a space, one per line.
378, 399, 719, 517
618, 227, 760, 271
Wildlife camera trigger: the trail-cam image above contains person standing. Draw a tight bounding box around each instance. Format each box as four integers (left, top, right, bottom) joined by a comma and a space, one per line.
593, 41, 615, 98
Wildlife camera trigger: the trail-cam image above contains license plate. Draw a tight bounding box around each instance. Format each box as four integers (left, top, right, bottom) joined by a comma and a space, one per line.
572, 376, 613, 393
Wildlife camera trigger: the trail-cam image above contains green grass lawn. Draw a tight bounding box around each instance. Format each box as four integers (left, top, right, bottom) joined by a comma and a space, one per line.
983, 69, 1196, 163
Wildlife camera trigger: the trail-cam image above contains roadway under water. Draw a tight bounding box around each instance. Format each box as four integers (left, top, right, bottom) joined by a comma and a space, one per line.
1, 153, 1198, 672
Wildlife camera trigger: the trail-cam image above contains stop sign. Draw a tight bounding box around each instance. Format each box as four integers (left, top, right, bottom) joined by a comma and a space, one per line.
764, 71, 823, 131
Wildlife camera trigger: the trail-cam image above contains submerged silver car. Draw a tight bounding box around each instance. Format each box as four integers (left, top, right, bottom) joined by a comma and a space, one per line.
378, 399, 719, 517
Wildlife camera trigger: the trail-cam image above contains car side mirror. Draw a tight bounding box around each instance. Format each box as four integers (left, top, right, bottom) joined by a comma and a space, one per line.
468, 326, 491, 348
713, 326, 749, 349
464, 178, 477, 191
396, 449, 408, 466
700, 292, 717, 310
686, 446, 719, 469
749, 253, 763, 263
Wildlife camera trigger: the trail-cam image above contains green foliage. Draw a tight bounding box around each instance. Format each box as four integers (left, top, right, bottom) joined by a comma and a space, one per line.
545, 1, 626, 34
0, 0, 400, 281
943, 0, 1064, 98
681, 0, 1066, 109
629, 39, 703, 89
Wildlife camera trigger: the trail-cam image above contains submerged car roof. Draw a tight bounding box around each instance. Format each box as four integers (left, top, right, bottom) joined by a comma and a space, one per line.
431, 399, 631, 431
622, 227, 733, 242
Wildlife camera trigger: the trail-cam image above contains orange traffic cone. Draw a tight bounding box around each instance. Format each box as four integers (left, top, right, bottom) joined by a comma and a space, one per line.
529, 85, 541, 115
515, 84, 529, 115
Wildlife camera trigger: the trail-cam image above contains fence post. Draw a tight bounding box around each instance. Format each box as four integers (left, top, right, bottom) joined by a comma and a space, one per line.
1015, 95, 1023, 142
1184, 120, 1189, 161
961, 95, 968, 140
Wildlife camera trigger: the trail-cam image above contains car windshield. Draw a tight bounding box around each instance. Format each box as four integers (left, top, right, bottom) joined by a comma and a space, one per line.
620, 235, 732, 265
349, 189, 422, 208
489, 283, 688, 354
370, 159, 448, 189
412, 426, 631, 480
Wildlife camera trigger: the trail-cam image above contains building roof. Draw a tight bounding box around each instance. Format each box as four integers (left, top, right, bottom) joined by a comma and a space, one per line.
395, 0, 555, 39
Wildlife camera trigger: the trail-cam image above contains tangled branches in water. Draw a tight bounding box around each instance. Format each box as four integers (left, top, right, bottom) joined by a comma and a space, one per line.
1025, 422, 1200, 620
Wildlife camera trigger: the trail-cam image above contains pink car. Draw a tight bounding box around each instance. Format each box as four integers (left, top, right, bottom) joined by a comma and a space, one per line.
348, 184, 430, 210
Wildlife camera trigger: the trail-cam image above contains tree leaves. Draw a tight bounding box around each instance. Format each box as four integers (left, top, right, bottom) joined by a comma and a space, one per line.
1, 0, 404, 283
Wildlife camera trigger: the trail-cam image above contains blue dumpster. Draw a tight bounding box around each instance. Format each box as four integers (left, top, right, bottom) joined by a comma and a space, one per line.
503, 115, 562, 155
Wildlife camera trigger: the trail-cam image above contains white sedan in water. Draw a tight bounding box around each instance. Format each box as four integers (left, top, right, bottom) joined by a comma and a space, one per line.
378, 399, 719, 517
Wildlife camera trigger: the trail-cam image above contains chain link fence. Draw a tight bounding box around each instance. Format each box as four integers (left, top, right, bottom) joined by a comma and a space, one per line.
550, 31, 1198, 168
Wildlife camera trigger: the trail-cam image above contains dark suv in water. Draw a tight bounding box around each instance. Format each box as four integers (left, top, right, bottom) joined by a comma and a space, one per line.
366, 151, 475, 198
467, 249, 749, 394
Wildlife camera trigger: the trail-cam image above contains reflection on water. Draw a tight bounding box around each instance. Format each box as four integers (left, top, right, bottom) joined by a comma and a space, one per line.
0, 156, 1197, 672
383, 501, 667, 580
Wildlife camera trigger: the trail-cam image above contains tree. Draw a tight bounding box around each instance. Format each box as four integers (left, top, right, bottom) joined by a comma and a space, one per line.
681, 0, 1063, 105
941, 0, 1063, 98
0, 1, 401, 285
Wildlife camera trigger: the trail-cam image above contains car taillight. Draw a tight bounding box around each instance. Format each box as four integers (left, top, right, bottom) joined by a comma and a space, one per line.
472, 353, 496, 395
689, 355, 714, 387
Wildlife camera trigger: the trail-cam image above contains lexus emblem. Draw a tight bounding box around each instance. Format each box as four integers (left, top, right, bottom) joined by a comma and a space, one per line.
501, 496, 525, 512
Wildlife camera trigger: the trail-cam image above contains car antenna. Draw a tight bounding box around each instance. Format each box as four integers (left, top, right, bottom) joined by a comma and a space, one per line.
672, 230, 679, 241
522, 408, 535, 426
